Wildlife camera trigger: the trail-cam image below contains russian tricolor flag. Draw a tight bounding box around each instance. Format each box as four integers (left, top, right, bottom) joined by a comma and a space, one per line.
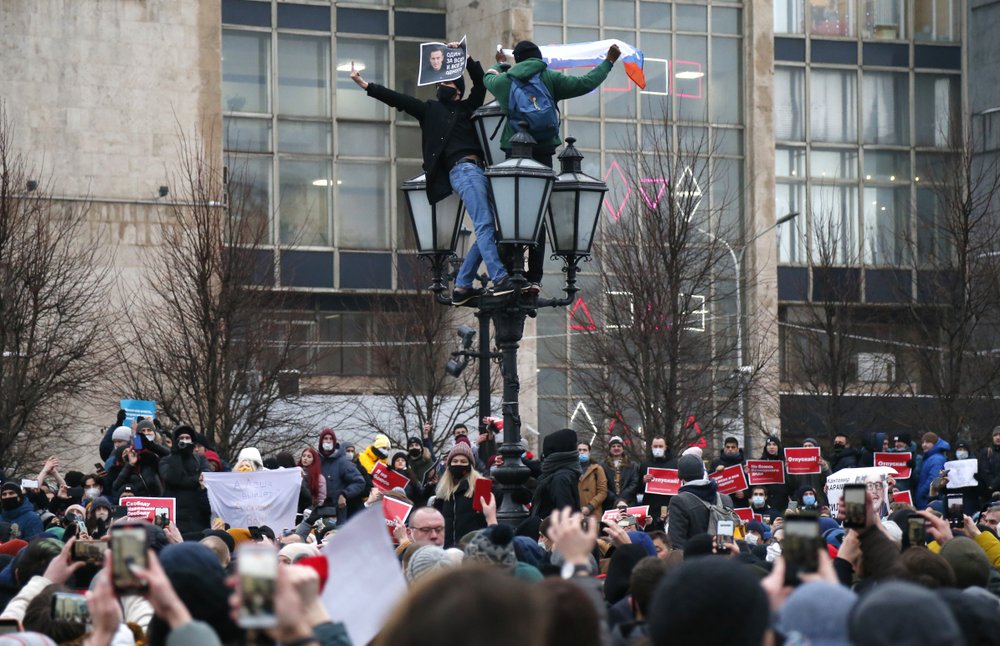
503, 39, 646, 90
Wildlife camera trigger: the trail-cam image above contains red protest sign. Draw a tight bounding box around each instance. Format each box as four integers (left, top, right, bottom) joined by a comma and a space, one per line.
734, 508, 753, 523
892, 490, 913, 506
122, 496, 175, 524
371, 462, 411, 493
709, 464, 748, 495
601, 505, 650, 524
382, 496, 413, 539
784, 447, 822, 475
745, 460, 785, 486
644, 468, 681, 496
874, 452, 912, 480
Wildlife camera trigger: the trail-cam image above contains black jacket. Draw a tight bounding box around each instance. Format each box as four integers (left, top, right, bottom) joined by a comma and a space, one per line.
365, 59, 487, 204
433, 480, 487, 548
831, 446, 862, 472
639, 453, 678, 522
531, 450, 581, 519
158, 448, 211, 536
603, 459, 640, 507
667, 480, 733, 550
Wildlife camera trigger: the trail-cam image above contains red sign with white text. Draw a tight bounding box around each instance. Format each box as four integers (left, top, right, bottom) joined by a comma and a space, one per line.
371, 462, 411, 493
784, 447, 822, 475
644, 468, 681, 496
382, 497, 413, 540
745, 460, 786, 486
123, 497, 176, 524
734, 508, 764, 524
709, 464, 748, 495
602, 505, 650, 524
874, 452, 912, 480
892, 490, 913, 506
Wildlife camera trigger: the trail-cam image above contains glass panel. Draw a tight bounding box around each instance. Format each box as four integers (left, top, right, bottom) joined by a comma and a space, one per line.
390, 41, 433, 123
604, 121, 634, 150
713, 7, 741, 35
714, 128, 743, 155
534, 25, 563, 47
641, 1, 671, 30
226, 155, 272, 244
336, 162, 389, 248
604, 63, 637, 118
710, 38, 741, 124
676, 4, 707, 31
808, 0, 855, 37
223, 30, 270, 114
864, 186, 910, 265
862, 0, 906, 40
914, 0, 959, 42
396, 160, 422, 248
279, 158, 331, 246
774, 0, 805, 33
774, 67, 805, 141
712, 158, 742, 234
395, 0, 443, 8
278, 34, 330, 117
224, 117, 272, 152
562, 67, 601, 118
675, 35, 708, 122
916, 187, 951, 266
569, 0, 598, 24
335, 39, 389, 121
534, 0, 562, 23
776, 182, 806, 263
914, 152, 957, 183
810, 184, 859, 264
606, 0, 636, 28
810, 69, 857, 143
776, 146, 806, 177
396, 124, 422, 159
566, 120, 601, 149
811, 149, 858, 179
337, 122, 389, 158
861, 71, 909, 145
278, 120, 332, 154
915, 74, 960, 147
538, 368, 568, 397
863, 151, 910, 182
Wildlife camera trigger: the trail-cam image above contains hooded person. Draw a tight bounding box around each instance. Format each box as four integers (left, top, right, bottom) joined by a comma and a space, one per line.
358, 434, 392, 475
85, 496, 113, 539
639, 436, 678, 530
916, 432, 950, 510
666, 454, 732, 550
405, 435, 436, 488
234, 447, 265, 472
530, 428, 581, 519
113, 431, 166, 499
0, 484, 43, 541
847, 581, 962, 646
316, 428, 365, 525
157, 425, 212, 538
757, 435, 790, 513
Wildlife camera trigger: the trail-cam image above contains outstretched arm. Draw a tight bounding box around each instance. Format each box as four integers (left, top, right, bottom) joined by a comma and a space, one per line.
350, 62, 427, 120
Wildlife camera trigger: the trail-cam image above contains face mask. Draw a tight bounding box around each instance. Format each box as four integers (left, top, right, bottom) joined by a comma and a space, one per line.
144, 433, 155, 442
652, 448, 665, 459
408, 448, 422, 458
579, 453, 589, 464
956, 450, 969, 460
1, 498, 19, 511
322, 442, 334, 452
745, 533, 759, 545
436, 85, 458, 102
802, 494, 817, 507
752, 495, 765, 507
346, 451, 355, 459
448, 464, 471, 480
373, 447, 387, 460
834, 443, 845, 450
84, 488, 100, 499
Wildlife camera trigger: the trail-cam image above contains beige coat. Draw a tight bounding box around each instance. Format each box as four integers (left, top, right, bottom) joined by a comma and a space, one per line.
579, 462, 608, 515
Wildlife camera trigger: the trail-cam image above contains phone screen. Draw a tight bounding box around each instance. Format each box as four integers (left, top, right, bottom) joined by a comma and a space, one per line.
111, 525, 148, 593
783, 516, 821, 585
907, 517, 926, 547
51, 592, 90, 625
715, 520, 735, 550
0, 618, 21, 634
946, 495, 964, 529
842, 485, 867, 529
71, 540, 108, 563
238, 545, 278, 629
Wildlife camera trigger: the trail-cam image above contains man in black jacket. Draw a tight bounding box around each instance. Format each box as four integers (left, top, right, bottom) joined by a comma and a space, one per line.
640, 436, 677, 530
350, 46, 513, 304
667, 455, 733, 550
531, 428, 581, 518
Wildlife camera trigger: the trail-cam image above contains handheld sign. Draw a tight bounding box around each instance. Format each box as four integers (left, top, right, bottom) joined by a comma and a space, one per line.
784, 447, 822, 475
892, 490, 913, 506
371, 462, 411, 493
120, 399, 156, 426
601, 505, 650, 524
709, 464, 748, 495
644, 468, 681, 496
122, 497, 176, 524
734, 508, 764, 524
745, 460, 785, 486
874, 452, 912, 479
417, 35, 468, 86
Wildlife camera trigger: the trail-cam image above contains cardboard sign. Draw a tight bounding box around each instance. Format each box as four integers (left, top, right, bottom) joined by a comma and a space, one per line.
784, 447, 822, 475
892, 490, 913, 506
120, 399, 156, 425
371, 462, 411, 493
745, 460, 786, 486
122, 496, 176, 524
709, 464, 748, 495
601, 505, 650, 524
644, 468, 681, 496
874, 452, 912, 479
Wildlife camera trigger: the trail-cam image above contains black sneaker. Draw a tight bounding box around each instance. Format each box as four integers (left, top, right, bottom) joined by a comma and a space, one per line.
452, 286, 483, 306
490, 277, 516, 296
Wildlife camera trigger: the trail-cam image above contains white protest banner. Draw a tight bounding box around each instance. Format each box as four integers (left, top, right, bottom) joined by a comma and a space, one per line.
203, 468, 301, 533
825, 467, 894, 519
322, 503, 408, 646
943, 458, 978, 489
417, 35, 467, 86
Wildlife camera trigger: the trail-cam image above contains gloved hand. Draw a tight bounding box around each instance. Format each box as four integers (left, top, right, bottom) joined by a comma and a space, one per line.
116, 409, 127, 426
766, 541, 782, 563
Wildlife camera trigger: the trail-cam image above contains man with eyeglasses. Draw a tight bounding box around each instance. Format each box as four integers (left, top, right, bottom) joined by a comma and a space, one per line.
405, 507, 447, 548
981, 502, 1000, 535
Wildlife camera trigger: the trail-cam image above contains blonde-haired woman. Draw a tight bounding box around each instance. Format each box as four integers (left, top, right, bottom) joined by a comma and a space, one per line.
432, 442, 487, 547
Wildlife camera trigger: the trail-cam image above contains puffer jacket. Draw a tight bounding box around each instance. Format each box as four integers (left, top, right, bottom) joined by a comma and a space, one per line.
916, 437, 951, 510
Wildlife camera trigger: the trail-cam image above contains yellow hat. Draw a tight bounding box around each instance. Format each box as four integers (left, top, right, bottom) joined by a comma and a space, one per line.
374, 434, 391, 450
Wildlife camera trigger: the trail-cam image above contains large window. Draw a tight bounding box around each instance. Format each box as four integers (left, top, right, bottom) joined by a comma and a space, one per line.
811, 69, 857, 143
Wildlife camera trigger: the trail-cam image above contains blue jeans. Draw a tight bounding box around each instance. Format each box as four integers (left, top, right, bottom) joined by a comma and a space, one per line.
450, 162, 508, 288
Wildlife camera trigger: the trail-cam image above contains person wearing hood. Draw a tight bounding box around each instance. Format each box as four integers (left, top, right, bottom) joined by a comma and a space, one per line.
667, 455, 732, 550
405, 434, 436, 490
316, 429, 365, 525
234, 447, 264, 472
577, 442, 608, 519
158, 425, 212, 538
639, 436, 677, 530
0, 484, 43, 540
603, 436, 639, 508
916, 432, 950, 510
358, 433, 392, 476
114, 438, 166, 499
757, 435, 790, 513
977, 426, 1000, 495
85, 496, 113, 539
709, 436, 748, 508
531, 429, 582, 519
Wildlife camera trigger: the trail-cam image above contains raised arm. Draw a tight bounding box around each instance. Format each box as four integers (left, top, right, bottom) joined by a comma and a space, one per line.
351, 63, 427, 120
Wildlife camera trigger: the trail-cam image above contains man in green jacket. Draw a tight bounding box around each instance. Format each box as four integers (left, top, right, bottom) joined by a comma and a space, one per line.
483, 40, 620, 288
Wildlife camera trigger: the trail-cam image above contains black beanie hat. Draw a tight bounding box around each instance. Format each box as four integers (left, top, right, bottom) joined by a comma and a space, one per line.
407, 436, 423, 448
542, 428, 578, 457
513, 40, 543, 63
173, 424, 196, 443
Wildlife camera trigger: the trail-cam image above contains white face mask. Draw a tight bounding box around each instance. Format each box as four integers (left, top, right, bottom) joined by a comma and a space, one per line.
322, 442, 334, 451
84, 488, 100, 499
956, 450, 969, 460
651, 448, 666, 458
745, 532, 759, 545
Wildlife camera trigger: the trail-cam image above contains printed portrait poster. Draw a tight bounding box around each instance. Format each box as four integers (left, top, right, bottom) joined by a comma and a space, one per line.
417, 36, 468, 86
825, 466, 894, 519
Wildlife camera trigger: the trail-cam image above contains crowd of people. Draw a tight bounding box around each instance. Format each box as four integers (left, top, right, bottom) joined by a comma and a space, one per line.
1, 407, 999, 645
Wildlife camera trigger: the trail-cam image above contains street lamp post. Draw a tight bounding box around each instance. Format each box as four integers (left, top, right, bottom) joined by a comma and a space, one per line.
402, 133, 606, 526
697, 211, 799, 456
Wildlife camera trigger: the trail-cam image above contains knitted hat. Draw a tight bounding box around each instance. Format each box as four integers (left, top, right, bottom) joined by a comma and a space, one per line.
236, 447, 264, 470
892, 433, 911, 445
446, 441, 475, 465
406, 436, 423, 448
204, 450, 222, 470
0, 539, 27, 556
681, 446, 703, 459
542, 428, 578, 457
173, 424, 196, 442
373, 434, 391, 451
939, 536, 991, 588
803, 437, 819, 447
745, 520, 770, 540
227, 527, 252, 547
608, 435, 624, 446
278, 543, 320, 564
677, 454, 704, 482
848, 582, 960, 645
0, 482, 22, 498
407, 545, 456, 583
922, 432, 938, 445
297, 555, 329, 591
777, 581, 857, 645
202, 529, 235, 553
463, 524, 517, 570
512, 40, 543, 63
136, 419, 155, 432
112, 426, 132, 442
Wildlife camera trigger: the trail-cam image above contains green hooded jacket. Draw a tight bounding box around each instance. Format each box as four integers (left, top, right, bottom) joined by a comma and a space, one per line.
483, 57, 614, 150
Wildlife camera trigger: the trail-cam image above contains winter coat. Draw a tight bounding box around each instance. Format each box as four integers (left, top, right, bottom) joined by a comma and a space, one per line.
408, 445, 437, 486
830, 447, 862, 472
433, 480, 487, 548
757, 440, 790, 513
709, 449, 745, 472
667, 479, 733, 550
916, 438, 951, 510
114, 454, 165, 498
532, 450, 582, 519
158, 448, 211, 536
0, 498, 43, 540
603, 459, 640, 508
639, 453, 679, 524
578, 461, 608, 516
483, 57, 613, 150
319, 448, 366, 508
977, 442, 1000, 492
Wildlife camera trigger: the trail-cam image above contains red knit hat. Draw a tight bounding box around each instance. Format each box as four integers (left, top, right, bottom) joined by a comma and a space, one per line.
298, 554, 329, 591
0, 539, 28, 556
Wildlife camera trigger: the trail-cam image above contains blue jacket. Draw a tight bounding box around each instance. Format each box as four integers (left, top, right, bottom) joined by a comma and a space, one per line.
319, 448, 365, 507
916, 438, 950, 510
0, 498, 43, 540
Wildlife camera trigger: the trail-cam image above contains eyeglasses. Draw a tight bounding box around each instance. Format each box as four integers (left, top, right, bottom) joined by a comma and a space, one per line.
411, 526, 445, 534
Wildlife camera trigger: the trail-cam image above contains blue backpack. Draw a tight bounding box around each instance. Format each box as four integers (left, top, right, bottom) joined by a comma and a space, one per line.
508, 72, 560, 142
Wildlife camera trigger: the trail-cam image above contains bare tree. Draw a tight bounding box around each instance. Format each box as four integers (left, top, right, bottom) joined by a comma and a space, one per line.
117, 135, 310, 460
0, 106, 113, 472
572, 129, 767, 456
